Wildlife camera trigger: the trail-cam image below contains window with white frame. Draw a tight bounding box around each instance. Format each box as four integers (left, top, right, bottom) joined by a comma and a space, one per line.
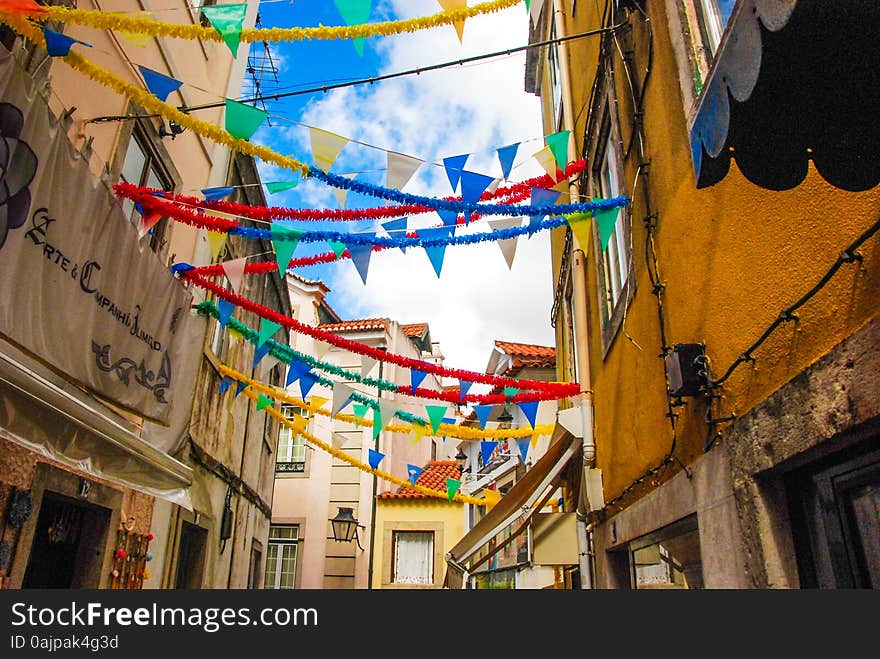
594, 115, 630, 323
677, 0, 736, 97
275, 405, 308, 473
548, 20, 564, 130
264, 525, 299, 589
392, 531, 434, 585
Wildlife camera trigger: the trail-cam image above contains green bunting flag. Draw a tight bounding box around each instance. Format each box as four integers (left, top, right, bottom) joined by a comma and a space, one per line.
270, 222, 302, 277
257, 318, 282, 347
503, 386, 518, 400
256, 394, 273, 411
202, 3, 247, 57
353, 403, 369, 419
446, 477, 462, 501
328, 240, 347, 258
225, 99, 268, 141
266, 180, 299, 194
333, 0, 372, 56
426, 405, 448, 436
594, 202, 620, 252
545, 130, 571, 171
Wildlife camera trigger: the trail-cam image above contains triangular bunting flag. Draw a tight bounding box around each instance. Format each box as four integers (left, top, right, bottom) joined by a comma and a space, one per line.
206, 230, 228, 261
458, 379, 473, 402
285, 359, 311, 387
119, 14, 153, 48
533, 145, 561, 181
257, 318, 282, 348
217, 298, 235, 327
418, 226, 454, 278
221, 256, 247, 294
309, 126, 350, 172
517, 401, 539, 429
252, 342, 271, 368
299, 372, 318, 399
382, 217, 408, 233
529, 187, 562, 232
202, 187, 235, 201
270, 221, 302, 277
436, 209, 459, 228
565, 212, 592, 252
437, 0, 467, 43
333, 0, 372, 55
138, 65, 182, 102
331, 172, 358, 208
256, 394, 273, 411
218, 377, 232, 394
446, 477, 461, 501
225, 99, 267, 141
407, 464, 423, 487
332, 382, 356, 417
410, 368, 427, 393
595, 202, 620, 252
496, 143, 520, 180
481, 441, 498, 466
353, 403, 369, 419
311, 396, 329, 410
516, 437, 531, 462
377, 399, 400, 430
43, 27, 91, 57
138, 208, 163, 239
442, 154, 469, 191
361, 354, 378, 377
488, 217, 522, 269
530, 0, 545, 25
386, 152, 424, 191
328, 240, 347, 258
545, 130, 571, 171
483, 487, 501, 506
503, 386, 519, 399
265, 180, 299, 194
425, 405, 449, 435
343, 233, 375, 285
473, 404, 493, 430
234, 381, 248, 398
459, 170, 495, 224
202, 3, 247, 57
368, 448, 384, 470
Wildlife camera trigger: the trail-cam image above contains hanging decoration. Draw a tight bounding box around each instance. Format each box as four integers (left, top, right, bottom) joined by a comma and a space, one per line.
42, 27, 90, 57
138, 65, 182, 103
201, 3, 248, 57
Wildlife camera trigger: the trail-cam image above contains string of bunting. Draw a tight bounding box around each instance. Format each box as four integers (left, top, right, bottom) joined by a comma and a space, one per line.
183, 270, 579, 394
115, 161, 587, 223
222, 363, 552, 442
198, 300, 574, 405
245, 389, 486, 505
31, 0, 523, 46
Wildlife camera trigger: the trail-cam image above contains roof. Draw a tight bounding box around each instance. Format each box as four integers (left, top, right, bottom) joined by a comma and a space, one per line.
317, 318, 389, 333
494, 340, 556, 370
376, 461, 462, 500
401, 323, 428, 338
287, 271, 329, 292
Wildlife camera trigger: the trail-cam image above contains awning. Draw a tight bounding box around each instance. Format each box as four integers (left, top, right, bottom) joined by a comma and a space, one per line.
689, 0, 880, 191
443, 429, 580, 587
0, 338, 193, 508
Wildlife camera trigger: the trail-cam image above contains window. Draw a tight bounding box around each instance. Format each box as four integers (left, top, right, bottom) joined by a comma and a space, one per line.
264, 525, 299, 589
678, 0, 736, 96
628, 516, 703, 589
275, 405, 308, 473
117, 125, 172, 256
547, 20, 564, 129
247, 542, 262, 589
594, 115, 630, 324
392, 531, 434, 585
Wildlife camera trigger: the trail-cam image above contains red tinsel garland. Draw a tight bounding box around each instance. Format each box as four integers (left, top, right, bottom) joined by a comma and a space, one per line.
184, 271, 580, 395
112, 160, 586, 223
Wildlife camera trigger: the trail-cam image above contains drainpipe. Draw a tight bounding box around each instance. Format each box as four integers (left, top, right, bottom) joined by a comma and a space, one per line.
552, 0, 596, 589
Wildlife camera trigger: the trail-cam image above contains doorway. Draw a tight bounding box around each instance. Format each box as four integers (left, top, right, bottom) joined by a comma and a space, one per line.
22, 492, 111, 588
174, 521, 207, 589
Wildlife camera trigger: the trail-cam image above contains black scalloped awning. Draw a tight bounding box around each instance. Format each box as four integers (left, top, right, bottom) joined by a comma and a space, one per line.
689, 0, 880, 191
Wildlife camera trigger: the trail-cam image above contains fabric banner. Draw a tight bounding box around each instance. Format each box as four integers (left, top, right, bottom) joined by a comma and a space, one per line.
0, 51, 192, 424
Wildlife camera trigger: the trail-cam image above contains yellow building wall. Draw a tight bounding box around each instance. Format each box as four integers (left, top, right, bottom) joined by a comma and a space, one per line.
371, 500, 464, 589
547, 4, 880, 505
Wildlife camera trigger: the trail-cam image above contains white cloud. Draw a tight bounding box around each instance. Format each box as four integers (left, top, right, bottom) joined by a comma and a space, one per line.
265, 2, 556, 376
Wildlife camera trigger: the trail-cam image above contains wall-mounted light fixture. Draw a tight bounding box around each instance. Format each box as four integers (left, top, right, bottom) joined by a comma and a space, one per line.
329, 507, 364, 550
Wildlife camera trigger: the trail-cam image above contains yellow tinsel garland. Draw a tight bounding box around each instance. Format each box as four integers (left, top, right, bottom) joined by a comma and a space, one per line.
40, 0, 522, 46
218, 364, 553, 441
1, 15, 312, 178
248, 389, 488, 505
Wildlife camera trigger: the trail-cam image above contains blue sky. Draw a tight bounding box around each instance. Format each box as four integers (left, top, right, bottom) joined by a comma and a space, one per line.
244, 0, 553, 375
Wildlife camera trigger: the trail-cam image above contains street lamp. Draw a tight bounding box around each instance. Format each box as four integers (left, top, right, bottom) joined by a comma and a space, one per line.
454, 448, 469, 473
330, 507, 364, 550
496, 405, 514, 426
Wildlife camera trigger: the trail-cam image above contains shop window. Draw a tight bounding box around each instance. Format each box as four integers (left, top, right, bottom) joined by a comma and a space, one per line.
275, 405, 308, 474
117, 124, 173, 257
628, 515, 704, 589
392, 531, 434, 585
264, 525, 299, 589
787, 442, 880, 588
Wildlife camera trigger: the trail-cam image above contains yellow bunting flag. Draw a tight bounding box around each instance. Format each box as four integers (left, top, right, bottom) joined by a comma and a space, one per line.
309, 126, 349, 172
437, 0, 466, 43
206, 230, 228, 261
532, 145, 560, 182
483, 488, 501, 507
117, 12, 153, 47
311, 396, 329, 410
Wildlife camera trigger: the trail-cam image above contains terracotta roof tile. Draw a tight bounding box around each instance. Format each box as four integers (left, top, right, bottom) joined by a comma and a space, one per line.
494, 340, 556, 371
317, 318, 390, 333
401, 322, 428, 338
376, 460, 462, 500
